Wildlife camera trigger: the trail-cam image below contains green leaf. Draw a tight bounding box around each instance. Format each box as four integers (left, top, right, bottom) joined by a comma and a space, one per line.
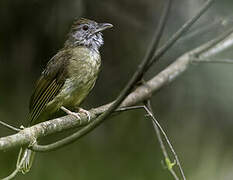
165, 158, 176, 170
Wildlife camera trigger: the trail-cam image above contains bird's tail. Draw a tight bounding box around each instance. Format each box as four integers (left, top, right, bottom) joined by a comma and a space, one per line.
16, 147, 35, 174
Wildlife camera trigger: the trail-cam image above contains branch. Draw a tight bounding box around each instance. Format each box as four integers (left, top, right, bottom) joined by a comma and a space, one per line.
145, 0, 214, 70
1, 26, 233, 152
145, 101, 180, 180
1, 149, 27, 180
192, 57, 233, 64
0, 120, 20, 132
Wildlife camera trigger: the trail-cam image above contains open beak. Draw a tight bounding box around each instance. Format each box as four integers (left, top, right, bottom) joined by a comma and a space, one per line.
94, 23, 113, 34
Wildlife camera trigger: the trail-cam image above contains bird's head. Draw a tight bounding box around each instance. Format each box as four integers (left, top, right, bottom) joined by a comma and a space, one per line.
65, 18, 113, 51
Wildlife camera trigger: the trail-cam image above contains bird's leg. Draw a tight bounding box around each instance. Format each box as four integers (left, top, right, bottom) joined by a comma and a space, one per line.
61, 106, 81, 120
77, 107, 91, 122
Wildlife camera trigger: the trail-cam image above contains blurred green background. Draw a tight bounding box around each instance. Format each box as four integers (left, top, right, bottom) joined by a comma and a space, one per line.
1, 0, 233, 179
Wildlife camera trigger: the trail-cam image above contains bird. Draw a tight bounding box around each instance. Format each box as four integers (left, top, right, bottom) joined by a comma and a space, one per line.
16, 18, 113, 174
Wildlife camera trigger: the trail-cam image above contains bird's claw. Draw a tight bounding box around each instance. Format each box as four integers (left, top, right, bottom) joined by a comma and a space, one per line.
78, 108, 91, 122
61, 106, 91, 123
71, 112, 81, 120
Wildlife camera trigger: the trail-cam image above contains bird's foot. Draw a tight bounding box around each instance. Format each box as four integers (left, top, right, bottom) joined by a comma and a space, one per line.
61, 106, 91, 123
77, 108, 91, 122
61, 106, 81, 120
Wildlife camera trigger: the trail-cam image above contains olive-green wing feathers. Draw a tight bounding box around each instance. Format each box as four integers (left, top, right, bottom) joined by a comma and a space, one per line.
28, 50, 70, 125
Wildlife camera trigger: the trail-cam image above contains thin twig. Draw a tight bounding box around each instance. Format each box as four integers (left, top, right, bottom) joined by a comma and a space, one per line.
145, 101, 169, 158
115, 105, 146, 112
145, 101, 176, 178
192, 57, 233, 64
144, 104, 186, 180
145, 101, 179, 180
145, 0, 214, 70
1, 150, 27, 180
142, 0, 171, 64
0, 120, 20, 132
138, 0, 171, 80
180, 16, 233, 43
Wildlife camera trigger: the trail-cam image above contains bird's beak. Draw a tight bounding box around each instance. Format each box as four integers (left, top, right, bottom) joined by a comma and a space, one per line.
94, 23, 113, 34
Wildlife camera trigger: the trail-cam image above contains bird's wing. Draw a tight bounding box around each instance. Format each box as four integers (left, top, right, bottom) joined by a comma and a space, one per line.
28, 50, 71, 125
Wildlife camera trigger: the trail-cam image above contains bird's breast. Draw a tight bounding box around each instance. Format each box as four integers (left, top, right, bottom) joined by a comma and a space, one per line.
57, 47, 101, 107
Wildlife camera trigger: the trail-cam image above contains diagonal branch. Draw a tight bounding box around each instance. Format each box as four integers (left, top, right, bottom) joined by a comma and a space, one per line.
144, 101, 181, 180
145, 100, 180, 180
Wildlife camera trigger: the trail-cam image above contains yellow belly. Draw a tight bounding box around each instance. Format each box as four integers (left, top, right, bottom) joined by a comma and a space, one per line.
35, 47, 101, 122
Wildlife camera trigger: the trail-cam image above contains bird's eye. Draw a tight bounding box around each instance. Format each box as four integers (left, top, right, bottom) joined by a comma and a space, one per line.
82, 25, 89, 31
